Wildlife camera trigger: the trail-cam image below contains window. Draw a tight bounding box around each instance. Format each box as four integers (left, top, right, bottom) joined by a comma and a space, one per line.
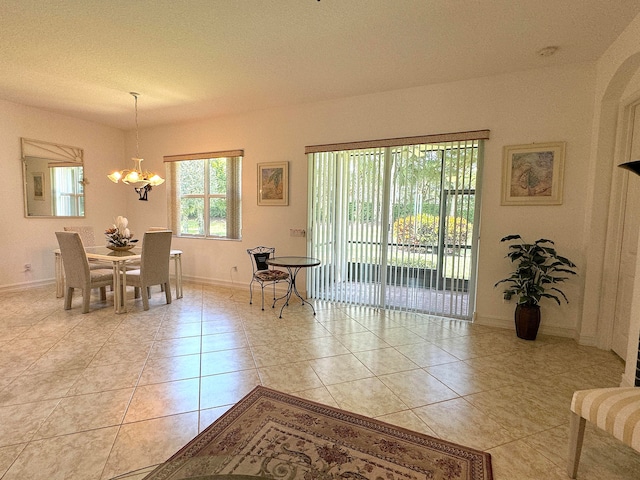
52, 165, 84, 217
164, 150, 243, 240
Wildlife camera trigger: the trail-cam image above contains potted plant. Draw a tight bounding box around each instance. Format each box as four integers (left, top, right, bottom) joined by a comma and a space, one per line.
494, 234, 577, 340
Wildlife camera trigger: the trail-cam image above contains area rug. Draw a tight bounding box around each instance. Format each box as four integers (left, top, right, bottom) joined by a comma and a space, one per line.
143, 386, 492, 480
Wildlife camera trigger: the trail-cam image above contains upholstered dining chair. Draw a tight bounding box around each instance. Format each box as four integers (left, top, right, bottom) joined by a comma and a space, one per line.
126, 226, 173, 280
568, 386, 640, 478
55, 231, 115, 313
64, 225, 107, 270
124, 230, 172, 310
247, 246, 290, 310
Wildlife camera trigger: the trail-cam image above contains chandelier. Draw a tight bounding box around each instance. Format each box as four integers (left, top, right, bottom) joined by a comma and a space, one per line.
107, 92, 165, 201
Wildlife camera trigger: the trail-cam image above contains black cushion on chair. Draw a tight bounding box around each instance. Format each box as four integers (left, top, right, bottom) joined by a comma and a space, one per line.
253, 253, 270, 271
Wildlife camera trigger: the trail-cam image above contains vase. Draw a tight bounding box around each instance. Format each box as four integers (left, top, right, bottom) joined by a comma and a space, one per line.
106, 244, 136, 251
514, 304, 541, 340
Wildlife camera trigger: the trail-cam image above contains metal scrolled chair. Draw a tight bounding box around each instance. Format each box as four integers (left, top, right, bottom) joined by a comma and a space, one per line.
247, 246, 290, 310
55, 231, 115, 313
124, 230, 173, 311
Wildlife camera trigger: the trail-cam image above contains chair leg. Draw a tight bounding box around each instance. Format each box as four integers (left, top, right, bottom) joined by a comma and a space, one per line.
64, 287, 73, 310
164, 282, 172, 304
249, 279, 254, 305
82, 288, 91, 314
260, 285, 265, 310
567, 412, 586, 479
100, 286, 107, 301
141, 285, 150, 311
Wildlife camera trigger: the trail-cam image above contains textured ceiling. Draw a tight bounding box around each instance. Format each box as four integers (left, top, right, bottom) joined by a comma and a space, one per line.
1, 0, 639, 129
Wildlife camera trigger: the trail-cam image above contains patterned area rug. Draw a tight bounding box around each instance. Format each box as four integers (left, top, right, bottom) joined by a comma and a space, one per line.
143, 386, 493, 480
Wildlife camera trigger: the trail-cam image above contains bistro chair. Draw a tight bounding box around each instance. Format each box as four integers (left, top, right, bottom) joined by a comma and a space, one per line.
55, 231, 114, 313
568, 386, 640, 478
124, 230, 172, 310
247, 246, 290, 310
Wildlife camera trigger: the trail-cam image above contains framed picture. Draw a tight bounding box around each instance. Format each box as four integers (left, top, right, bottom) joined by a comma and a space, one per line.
32, 172, 44, 201
258, 162, 289, 206
501, 142, 566, 205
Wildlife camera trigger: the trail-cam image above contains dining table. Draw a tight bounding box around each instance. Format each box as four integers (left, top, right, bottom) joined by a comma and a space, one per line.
266, 256, 320, 318
54, 246, 183, 313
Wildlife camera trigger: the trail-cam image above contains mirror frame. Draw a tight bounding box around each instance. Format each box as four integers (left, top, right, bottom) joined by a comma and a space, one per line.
21, 137, 85, 218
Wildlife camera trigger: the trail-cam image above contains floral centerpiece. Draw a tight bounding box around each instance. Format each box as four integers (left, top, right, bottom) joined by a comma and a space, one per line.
105, 216, 138, 250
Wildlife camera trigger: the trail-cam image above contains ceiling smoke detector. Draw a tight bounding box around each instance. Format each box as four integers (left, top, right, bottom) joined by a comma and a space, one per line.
537, 46, 559, 57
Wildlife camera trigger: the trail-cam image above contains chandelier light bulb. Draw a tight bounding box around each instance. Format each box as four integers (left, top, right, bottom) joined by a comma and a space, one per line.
107, 171, 122, 183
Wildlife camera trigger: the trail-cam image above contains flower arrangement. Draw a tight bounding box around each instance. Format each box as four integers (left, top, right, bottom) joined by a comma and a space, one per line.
105, 216, 138, 248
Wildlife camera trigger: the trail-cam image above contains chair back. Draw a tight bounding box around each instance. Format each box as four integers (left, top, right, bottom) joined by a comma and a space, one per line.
63, 226, 96, 247
140, 231, 172, 284
56, 231, 91, 288
247, 246, 276, 273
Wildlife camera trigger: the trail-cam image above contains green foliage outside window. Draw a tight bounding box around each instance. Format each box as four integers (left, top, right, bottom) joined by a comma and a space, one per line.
393, 213, 472, 248
174, 155, 242, 239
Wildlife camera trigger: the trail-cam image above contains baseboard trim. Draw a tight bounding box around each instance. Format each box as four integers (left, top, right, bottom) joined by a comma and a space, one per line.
474, 314, 575, 339
182, 275, 295, 295
0, 279, 55, 293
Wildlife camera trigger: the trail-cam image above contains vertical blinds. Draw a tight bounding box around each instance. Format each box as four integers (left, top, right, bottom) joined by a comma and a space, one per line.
306, 131, 487, 318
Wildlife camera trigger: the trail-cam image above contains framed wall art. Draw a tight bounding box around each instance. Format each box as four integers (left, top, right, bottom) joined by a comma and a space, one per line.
32, 172, 44, 201
257, 162, 289, 206
501, 142, 566, 205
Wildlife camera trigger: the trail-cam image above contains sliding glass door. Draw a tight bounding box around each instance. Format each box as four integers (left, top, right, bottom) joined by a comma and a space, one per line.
307, 136, 484, 319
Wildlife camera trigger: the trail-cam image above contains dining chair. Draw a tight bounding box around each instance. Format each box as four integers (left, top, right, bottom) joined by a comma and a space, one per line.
247, 246, 290, 310
124, 230, 173, 310
127, 227, 172, 281
568, 386, 640, 478
64, 226, 107, 270
55, 231, 115, 313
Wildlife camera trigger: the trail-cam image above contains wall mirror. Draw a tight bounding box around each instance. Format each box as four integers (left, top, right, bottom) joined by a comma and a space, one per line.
21, 138, 85, 217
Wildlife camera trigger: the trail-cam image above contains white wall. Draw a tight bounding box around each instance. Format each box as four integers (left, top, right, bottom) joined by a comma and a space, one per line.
122, 61, 596, 336
0, 98, 125, 288
0, 59, 607, 342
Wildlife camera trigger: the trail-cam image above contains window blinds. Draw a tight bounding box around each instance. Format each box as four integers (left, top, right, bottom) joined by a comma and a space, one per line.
307, 131, 487, 318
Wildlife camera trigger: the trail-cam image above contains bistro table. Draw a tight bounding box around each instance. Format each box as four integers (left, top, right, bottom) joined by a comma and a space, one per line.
54, 246, 183, 313
266, 256, 320, 318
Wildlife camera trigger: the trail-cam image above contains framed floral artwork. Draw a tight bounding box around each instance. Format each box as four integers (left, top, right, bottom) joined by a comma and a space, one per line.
258, 162, 288, 206
501, 142, 566, 205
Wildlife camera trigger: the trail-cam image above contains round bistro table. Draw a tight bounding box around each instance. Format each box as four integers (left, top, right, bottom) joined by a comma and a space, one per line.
266, 256, 321, 318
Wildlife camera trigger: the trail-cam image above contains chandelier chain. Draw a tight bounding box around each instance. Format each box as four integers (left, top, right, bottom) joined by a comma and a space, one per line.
132, 92, 140, 158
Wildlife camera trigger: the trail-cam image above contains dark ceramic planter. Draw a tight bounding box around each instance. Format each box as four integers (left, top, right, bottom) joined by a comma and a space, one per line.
515, 304, 541, 340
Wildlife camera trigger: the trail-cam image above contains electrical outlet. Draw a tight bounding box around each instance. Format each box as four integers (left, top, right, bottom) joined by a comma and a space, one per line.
24, 263, 31, 271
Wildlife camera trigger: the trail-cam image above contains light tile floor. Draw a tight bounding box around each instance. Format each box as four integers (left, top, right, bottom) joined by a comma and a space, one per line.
0, 283, 639, 479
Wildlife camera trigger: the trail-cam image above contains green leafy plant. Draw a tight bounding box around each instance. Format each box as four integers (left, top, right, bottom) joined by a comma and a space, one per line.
494, 234, 577, 306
